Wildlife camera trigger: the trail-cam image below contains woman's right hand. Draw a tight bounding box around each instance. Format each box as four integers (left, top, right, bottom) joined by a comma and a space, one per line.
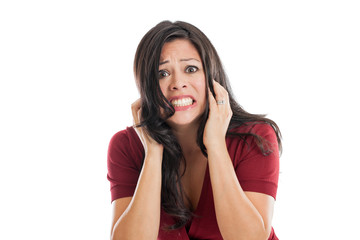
131, 99, 164, 156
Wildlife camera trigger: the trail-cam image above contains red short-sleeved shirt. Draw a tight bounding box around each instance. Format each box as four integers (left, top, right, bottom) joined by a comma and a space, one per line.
107, 123, 279, 240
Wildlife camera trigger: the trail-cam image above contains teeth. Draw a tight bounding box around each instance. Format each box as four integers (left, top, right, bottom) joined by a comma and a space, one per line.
171, 97, 193, 107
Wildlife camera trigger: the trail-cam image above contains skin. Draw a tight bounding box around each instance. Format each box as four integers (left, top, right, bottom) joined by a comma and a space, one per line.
110, 39, 275, 240
158, 39, 207, 129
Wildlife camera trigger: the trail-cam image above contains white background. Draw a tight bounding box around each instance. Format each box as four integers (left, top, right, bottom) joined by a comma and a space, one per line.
1, 0, 359, 239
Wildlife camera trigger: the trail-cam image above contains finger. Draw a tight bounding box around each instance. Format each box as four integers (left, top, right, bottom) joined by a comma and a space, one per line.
212, 80, 226, 101
213, 80, 231, 109
131, 98, 141, 125
137, 108, 142, 125
208, 87, 217, 108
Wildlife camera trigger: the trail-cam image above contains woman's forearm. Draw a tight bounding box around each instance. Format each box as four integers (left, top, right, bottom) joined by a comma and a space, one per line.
207, 141, 268, 240
111, 149, 163, 240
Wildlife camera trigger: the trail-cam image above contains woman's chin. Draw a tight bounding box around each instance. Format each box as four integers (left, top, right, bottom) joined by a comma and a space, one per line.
166, 114, 202, 129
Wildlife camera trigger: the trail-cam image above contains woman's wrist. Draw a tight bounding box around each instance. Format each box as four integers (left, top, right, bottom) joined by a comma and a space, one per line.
145, 145, 164, 162
205, 138, 227, 152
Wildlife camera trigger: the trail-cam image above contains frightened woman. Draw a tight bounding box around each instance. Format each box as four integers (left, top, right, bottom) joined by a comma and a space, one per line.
107, 20, 282, 240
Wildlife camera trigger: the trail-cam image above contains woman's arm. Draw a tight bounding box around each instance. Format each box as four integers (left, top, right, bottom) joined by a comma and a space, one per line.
204, 81, 274, 240
207, 143, 274, 240
111, 150, 163, 240
110, 99, 163, 240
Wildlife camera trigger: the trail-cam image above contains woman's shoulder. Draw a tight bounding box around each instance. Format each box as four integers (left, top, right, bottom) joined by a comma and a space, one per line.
229, 121, 276, 137
110, 126, 138, 144
108, 126, 144, 163
110, 126, 145, 146
227, 121, 279, 156
107, 127, 144, 201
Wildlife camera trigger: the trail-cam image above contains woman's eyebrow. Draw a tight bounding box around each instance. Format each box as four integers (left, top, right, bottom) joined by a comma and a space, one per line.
159, 58, 200, 66
159, 60, 169, 66
180, 58, 200, 62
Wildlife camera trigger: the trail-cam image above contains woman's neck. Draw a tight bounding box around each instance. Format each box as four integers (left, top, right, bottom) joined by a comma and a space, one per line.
171, 122, 201, 156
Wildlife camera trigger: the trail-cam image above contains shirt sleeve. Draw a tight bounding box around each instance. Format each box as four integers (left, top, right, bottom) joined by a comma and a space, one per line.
107, 128, 144, 202
232, 123, 280, 200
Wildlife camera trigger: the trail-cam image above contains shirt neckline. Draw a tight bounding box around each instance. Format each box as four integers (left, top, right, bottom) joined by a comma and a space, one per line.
186, 161, 209, 235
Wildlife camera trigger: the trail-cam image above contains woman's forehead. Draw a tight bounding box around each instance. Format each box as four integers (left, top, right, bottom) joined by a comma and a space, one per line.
160, 39, 201, 63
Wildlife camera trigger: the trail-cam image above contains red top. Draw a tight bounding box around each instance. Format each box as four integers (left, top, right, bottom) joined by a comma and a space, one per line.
107, 123, 279, 239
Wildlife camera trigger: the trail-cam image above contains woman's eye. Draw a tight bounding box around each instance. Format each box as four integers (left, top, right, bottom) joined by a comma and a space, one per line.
158, 70, 169, 78
186, 66, 198, 73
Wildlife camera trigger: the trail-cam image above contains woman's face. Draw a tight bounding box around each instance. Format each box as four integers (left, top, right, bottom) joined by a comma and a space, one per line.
158, 39, 206, 127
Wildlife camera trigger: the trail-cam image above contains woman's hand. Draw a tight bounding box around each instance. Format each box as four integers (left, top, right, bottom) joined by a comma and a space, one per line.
203, 80, 232, 148
131, 99, 164, 156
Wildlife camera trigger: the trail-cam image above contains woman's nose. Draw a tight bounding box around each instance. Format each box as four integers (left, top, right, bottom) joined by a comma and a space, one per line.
169, 73, 187, 90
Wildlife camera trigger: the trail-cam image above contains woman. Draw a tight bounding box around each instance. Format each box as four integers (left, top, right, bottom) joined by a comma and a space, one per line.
107, 20, 282, 240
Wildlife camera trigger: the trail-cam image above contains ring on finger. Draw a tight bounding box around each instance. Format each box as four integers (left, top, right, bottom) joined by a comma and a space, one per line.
216, 100, 225, 105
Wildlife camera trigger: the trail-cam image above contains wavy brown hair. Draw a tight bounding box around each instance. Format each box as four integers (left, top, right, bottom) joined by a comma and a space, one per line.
133, 20, 282, 229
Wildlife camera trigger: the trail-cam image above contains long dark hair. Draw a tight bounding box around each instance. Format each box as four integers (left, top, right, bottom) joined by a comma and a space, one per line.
133, 20, 282, 229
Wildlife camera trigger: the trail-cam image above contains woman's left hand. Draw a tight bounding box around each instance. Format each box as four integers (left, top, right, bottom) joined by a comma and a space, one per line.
203, 80, 233, 148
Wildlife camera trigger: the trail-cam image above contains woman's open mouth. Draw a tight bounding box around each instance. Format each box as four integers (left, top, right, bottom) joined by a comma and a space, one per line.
169, 96, 197, 111
171, 97, 194, 107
